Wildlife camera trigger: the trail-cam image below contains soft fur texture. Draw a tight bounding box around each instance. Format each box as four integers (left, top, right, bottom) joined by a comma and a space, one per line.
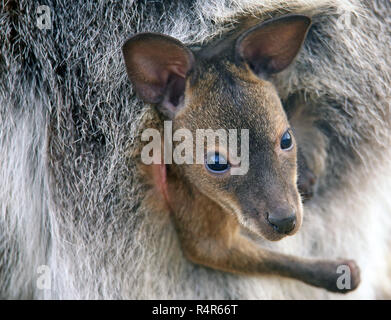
0, 0, 390, 299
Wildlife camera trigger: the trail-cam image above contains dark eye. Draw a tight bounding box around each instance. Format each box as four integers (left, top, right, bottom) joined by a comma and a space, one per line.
280, 130, 293, 150
205, 152, 230, 173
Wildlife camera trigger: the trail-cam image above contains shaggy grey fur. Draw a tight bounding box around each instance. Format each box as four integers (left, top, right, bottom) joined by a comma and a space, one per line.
0, 0, 390, 299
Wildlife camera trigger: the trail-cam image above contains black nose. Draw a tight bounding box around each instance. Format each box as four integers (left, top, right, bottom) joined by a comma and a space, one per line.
267, 209, 296, 234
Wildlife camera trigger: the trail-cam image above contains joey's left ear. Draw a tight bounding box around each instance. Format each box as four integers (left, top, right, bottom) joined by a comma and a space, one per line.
236, 15, 311, 76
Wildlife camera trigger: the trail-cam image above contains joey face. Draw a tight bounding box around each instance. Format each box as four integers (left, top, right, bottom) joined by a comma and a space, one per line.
122, 14, 311, 241
173, 63, 302, 241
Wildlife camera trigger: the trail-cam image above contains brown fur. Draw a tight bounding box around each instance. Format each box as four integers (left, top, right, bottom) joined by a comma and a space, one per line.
285, 94, 328, 200
123, 15, 360, 293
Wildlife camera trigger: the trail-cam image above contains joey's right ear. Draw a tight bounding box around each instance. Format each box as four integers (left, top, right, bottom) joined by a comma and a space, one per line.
122, 33, 194, 118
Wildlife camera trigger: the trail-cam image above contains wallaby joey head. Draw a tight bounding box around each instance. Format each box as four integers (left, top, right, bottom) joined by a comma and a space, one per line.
123, 15, 360, 293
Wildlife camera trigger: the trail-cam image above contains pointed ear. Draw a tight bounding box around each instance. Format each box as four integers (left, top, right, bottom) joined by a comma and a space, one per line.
122, 33, 194, 118
235, 15, 311, 76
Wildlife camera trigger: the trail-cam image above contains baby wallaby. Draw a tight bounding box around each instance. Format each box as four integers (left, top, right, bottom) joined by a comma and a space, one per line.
123, 15, 360, 293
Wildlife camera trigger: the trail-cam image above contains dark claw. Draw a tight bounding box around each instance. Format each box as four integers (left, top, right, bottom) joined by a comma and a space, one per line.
298, 167, 316, 202
297, 149, 317, 202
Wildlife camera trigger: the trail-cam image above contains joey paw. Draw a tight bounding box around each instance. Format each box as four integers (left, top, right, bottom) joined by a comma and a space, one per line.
320, 259, 361, 294
336, 260, 361, 293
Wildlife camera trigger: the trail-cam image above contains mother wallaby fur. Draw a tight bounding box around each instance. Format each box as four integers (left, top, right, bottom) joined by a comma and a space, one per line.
0, 0, 390, 299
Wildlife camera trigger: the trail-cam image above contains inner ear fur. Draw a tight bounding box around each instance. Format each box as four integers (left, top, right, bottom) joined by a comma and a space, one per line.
235, 15, 311, 76
122, 33, 194, 117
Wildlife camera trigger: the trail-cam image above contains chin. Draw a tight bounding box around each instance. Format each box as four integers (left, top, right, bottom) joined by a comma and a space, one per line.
261, 231, 288, 242
242, 220, 289, 242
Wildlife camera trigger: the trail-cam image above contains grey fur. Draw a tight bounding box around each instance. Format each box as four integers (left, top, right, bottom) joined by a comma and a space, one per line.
0, 0, 390, 299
